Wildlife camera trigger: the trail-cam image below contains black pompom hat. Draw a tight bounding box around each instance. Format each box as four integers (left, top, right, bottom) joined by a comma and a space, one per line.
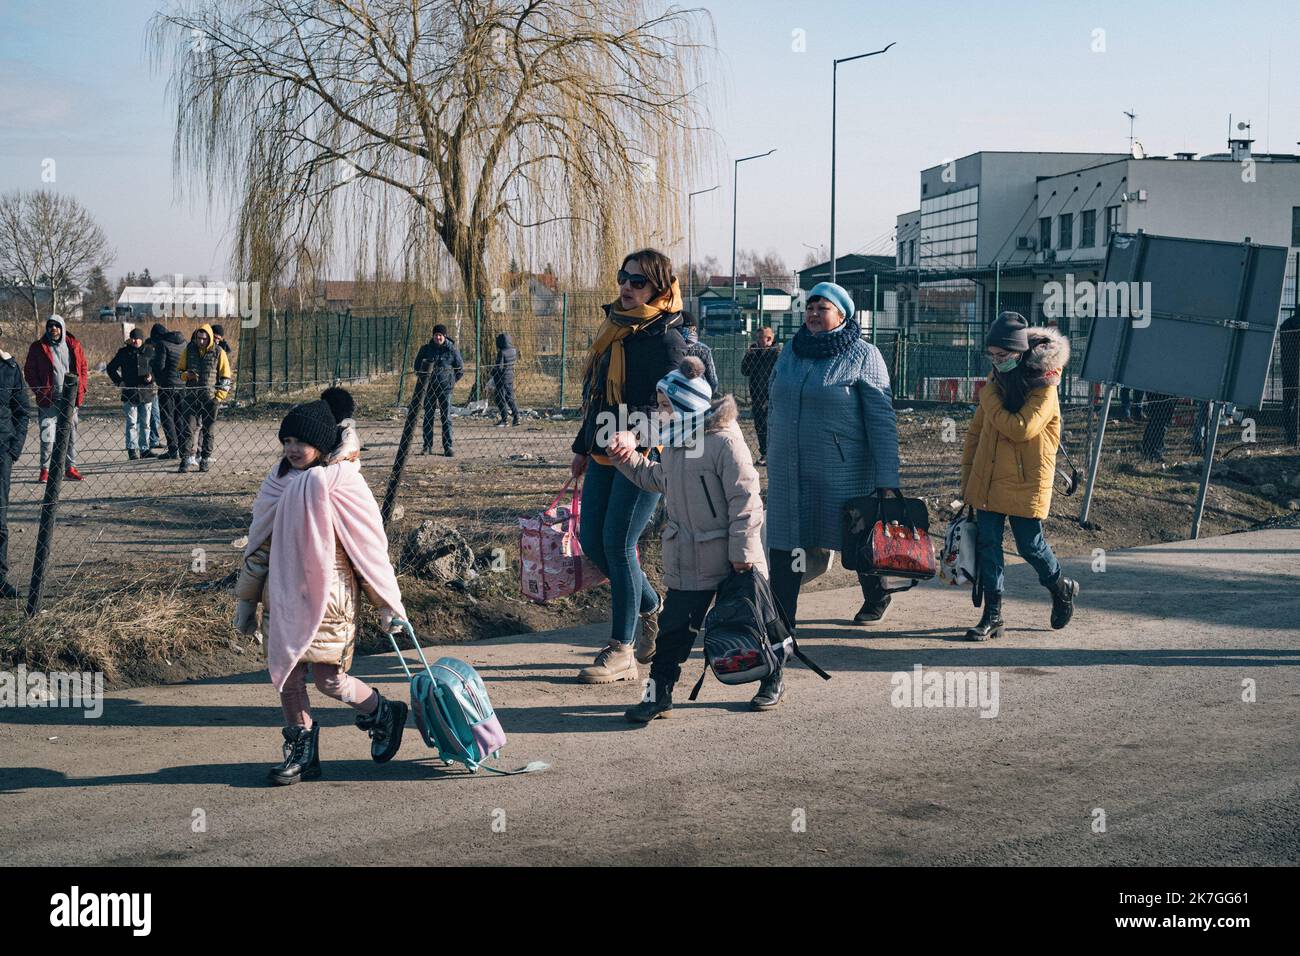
279, 400, 338, 455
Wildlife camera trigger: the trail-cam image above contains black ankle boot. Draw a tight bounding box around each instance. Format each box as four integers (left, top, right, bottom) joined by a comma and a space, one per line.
625, 681, 674, 723
965, 592, 1004, 642
355, 693, 408, 763
1048, 575, 1079, 630
853, 578, 892, 624
750, 667, 785, 711
269, 724, 321, 785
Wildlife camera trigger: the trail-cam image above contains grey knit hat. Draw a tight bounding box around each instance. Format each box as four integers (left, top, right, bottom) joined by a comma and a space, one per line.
986, 311, 1030, 352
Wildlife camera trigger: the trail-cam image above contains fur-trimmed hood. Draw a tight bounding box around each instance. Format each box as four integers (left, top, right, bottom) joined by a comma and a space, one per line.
1023, 325, 1070, 376
703, 394, 738, 433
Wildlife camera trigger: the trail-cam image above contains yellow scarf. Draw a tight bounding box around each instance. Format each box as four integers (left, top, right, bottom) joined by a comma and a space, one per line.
583, 278, 684, 406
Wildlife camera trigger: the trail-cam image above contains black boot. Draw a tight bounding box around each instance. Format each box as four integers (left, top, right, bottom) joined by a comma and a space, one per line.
269, 724, 321, 785
750, 666, 785, 711
1048, 575, 1079, 630
964, 592, 1004, 642
625, 678, 673, 723
853, 577, 892, 625
355, 693, 408, 763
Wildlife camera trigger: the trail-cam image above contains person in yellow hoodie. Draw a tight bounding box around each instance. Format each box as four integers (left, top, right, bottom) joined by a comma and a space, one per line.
176, 323, 233, 473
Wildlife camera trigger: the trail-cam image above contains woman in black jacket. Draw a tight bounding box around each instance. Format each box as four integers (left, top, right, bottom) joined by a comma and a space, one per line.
570, 248, 687, 684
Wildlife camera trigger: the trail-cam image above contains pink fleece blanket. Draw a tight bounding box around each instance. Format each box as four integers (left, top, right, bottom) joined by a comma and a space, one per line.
244, 459, 406, 691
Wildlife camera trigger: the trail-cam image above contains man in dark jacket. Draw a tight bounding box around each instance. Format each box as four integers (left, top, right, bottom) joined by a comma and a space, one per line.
0, 326, 34, 597
680, 312, 718, 392
491, 332, 521, 427
740, 325, 781, 465
412, 324, 464, 456
106, 328, 158, 460
148, 322, 186, 459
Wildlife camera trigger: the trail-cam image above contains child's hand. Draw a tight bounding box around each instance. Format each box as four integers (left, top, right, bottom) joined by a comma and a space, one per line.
608, 431, 637, 463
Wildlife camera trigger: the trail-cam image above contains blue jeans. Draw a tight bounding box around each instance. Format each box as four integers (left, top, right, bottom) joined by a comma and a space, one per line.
975, 509, 1061, 595
149, 395, 161, 446
124, 402, 152, 452
578, 460, 661, 646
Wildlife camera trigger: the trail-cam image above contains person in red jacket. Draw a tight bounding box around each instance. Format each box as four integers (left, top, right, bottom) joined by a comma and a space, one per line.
24, 315, 88, 482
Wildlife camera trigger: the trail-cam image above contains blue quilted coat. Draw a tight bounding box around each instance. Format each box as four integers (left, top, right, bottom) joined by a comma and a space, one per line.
764, 331, 900, 552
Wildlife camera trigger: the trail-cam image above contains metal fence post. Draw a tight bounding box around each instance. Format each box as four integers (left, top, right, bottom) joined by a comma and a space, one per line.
382, 369, 429, 527
250, 317, 259, 404
475, 297, 483, 403
26, 373, 78, 615
396, 304, 415, 405
559, 292, 568, 410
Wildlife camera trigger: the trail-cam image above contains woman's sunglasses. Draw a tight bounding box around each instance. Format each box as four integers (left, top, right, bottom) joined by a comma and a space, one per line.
617, 269, 650, 290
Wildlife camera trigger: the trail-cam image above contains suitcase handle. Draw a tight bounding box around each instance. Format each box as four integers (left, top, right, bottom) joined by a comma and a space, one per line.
385, 617, 436, 683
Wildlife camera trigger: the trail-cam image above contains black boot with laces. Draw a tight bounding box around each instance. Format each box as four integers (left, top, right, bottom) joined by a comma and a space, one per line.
269, 724, 320, 785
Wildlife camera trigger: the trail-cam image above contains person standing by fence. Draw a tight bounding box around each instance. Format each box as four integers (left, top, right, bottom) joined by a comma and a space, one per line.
413, 324, 464, 456
0, 326, 34, 598
24, 315, 86, 483
680, 311, 718, 392
741, 325, 780, 466
177, 323, 233, 473
491, 332, 521, 427
959, 311, 1079, 641
148, 323, 186, 460
106, 328, 157, 460
570, 248, 687, 684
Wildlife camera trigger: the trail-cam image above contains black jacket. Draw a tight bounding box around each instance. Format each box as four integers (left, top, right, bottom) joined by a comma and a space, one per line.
572, 309, 687, 457
148, 327, 187, 390
107, 342, 158, 404
413, 338, 465, 390
0, 351, 33, 463
492, 333, 518, 392
683, 334, 719, 392
740, 343, 781, 404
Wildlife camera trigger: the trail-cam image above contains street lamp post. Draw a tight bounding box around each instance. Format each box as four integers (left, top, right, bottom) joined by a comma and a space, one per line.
732, 149, 776, 333
687, 185, 719, 304
830, 42, 895, 284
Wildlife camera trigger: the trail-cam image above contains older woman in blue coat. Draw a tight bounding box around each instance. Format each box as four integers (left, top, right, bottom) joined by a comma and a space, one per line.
761, 282, 901, 704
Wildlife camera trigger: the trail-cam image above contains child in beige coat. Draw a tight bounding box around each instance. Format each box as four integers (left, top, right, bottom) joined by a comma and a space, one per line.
608, 356, 767, 721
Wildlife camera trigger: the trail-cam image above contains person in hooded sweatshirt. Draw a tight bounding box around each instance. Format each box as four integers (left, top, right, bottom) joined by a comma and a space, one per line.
606, 356, 766, 719
412, 324, 464, 456
491, 332, 521, 427
147, 322, 187, 459
959, 311, 1080, 641
177, 323, 233, 473
106, 328, 157, 460
0, 324, 34, 598
23, 315, 88, 482
680, 312, 719, 392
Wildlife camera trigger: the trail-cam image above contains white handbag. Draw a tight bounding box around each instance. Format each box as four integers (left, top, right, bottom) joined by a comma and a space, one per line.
938, 507, 979, 587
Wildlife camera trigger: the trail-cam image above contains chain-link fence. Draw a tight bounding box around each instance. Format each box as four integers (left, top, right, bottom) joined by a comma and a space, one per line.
3, 299, 1297, 605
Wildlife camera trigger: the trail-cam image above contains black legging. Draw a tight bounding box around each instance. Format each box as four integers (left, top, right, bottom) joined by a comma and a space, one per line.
767, 548, 887, 627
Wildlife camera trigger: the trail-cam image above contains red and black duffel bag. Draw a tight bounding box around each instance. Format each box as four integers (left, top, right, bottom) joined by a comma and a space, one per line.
841, 489, 937, 593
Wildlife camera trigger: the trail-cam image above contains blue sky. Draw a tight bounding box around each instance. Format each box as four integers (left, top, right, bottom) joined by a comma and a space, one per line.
2, 0, 1297, 283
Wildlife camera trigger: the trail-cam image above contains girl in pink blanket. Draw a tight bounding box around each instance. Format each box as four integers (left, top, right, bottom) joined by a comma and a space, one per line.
233, 388, 410, 786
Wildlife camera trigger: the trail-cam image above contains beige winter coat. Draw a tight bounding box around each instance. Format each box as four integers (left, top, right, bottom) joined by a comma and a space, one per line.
615, 395, 767, 591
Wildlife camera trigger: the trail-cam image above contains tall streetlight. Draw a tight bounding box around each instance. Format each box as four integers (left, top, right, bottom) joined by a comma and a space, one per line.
732, 149, 776, 331
830, 42, 895, 284
687, 184, 719, 302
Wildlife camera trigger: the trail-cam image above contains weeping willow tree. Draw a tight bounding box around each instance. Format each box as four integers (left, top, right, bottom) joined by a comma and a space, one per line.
149, 0, 715, 324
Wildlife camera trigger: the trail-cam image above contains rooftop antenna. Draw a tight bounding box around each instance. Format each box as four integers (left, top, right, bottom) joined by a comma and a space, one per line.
1124, 109, 1137, 154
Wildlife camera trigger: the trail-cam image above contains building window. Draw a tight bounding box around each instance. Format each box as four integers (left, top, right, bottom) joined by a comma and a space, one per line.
909, 239, 916, 265
1080, 209, 1096, 248
1039, 217, 1051, 250
1058, 213, 1073, 250
1105, 205, 1121, 242
1293, 206, 1300, 246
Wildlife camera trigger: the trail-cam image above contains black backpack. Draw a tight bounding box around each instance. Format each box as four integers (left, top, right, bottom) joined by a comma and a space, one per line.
689, 568, 830, 700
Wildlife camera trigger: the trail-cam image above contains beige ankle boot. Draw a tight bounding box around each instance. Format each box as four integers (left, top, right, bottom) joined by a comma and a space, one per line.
578, 641, 638, 684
